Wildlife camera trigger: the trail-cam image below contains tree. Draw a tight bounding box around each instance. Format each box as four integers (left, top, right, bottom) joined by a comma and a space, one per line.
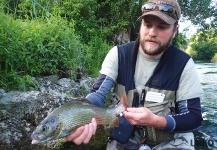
1, 0, 215, 43
188, 27, 217, 60
178, 0, 214, 26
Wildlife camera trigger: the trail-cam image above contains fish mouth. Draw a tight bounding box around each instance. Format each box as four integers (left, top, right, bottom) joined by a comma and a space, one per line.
31, 135, 53, 144
31, 139, 40, 144
31, 134, 45, 144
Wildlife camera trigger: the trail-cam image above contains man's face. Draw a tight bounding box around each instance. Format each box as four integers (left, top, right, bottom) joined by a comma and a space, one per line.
139, 15, 177, 58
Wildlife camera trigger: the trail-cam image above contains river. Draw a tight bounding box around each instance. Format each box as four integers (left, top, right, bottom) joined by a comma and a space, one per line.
194, 62, 217, 150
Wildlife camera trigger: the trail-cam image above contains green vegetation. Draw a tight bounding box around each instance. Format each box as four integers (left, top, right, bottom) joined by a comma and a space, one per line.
0, 0, 216, 91
212, 53, 217, 62
186, 28, 217, 61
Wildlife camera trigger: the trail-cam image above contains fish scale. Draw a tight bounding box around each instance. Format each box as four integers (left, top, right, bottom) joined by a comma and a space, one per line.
31, 94, 128, 144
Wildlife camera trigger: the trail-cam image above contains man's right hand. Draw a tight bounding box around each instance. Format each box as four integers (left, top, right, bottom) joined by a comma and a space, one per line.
65, 118, 97, 145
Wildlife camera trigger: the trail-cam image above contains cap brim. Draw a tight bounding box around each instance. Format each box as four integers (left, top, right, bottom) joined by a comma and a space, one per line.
137, 11, 176, 24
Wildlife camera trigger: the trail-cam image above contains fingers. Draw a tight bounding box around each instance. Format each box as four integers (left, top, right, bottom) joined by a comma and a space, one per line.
91, 118, 97, 135
83, 123, 94, 144
126, 107, 144, 113
123, 107, 151, 125
65, 118, 97, 145
73, 124, 90, 145
123, 108, 144, 120
83, 118, 97, 144
65, 126, 85, 141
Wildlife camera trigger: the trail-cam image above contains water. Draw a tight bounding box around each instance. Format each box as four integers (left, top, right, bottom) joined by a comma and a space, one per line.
194, 62, 217, 150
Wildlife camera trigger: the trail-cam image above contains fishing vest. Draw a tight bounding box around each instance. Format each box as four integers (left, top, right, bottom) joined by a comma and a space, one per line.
113, 40, 191, 145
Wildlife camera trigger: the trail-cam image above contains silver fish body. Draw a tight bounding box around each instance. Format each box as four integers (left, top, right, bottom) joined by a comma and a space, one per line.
31, 96, 127, 144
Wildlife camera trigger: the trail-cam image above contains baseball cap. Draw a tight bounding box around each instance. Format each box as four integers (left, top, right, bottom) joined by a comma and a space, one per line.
137, 0, 181, 24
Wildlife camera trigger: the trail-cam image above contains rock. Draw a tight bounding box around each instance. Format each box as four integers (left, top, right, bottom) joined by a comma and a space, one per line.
0, 76, 97, 149
80, 77, 96, 94
0, 88, 6, 99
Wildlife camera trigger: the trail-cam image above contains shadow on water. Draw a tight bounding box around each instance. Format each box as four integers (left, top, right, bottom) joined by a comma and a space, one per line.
194, 62, 217, 150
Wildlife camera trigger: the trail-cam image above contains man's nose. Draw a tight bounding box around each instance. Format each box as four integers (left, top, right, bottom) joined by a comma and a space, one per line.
148, 27, 157, 37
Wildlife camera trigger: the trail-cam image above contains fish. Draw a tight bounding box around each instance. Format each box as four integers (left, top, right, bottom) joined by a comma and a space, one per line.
31, 93, 128, 144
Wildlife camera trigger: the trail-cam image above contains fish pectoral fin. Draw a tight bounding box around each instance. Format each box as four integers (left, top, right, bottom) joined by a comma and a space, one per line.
112, 117, 119, 127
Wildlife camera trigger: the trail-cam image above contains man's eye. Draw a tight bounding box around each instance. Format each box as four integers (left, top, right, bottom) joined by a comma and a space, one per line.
158, 25, 168, 29
144, 24, 152, 28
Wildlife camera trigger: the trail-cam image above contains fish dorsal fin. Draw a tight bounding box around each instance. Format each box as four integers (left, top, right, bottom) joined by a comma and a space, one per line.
120, 93, 129, 109
73, 97, 92, 104
111, 117, 119, 127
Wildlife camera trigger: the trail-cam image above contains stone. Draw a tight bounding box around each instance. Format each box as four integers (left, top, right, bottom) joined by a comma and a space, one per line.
0, 76, 96, 149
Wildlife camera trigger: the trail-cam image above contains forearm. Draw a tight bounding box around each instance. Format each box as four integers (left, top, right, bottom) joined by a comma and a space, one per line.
163, 98, 203, 132
85, 74, 114, 107
152, 115, 167, 129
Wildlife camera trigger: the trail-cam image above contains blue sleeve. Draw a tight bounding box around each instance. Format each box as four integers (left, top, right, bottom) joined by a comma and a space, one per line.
163, 97, 203, 132
85, 74, 115, 107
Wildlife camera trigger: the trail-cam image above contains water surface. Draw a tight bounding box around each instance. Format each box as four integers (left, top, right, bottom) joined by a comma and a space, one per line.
195, 62, 217, 150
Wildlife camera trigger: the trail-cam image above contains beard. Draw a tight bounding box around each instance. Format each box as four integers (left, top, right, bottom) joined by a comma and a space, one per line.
140, 35, 173, 56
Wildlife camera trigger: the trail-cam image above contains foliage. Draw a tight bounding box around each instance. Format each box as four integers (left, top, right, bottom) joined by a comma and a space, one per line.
0, 13, 83, 90
187, 28, 217, 61
173, 32, 188, 51
210, 1, 217, 29
178, 0, 214, 26
2, 0, 142, 43
84, 37, 112, 77
0, 0, 217, 91
211, 53, 217, 62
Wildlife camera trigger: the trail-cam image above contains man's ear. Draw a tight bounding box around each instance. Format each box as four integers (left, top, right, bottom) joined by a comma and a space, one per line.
172, 24, 179, 38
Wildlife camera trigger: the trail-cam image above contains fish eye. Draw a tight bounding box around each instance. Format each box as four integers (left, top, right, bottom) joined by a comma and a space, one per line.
41, 125, 48, 132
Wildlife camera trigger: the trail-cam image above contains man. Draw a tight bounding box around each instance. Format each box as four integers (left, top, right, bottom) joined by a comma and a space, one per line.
66, 0, 203, 149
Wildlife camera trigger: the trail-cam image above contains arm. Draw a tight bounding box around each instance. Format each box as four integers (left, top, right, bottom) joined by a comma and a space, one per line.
164, 97, 203, 132
124, 59, 203, 131
66, 74, 115, 144
165, 58, 203, 132
86, 74, 115, 107
123, 107, 167, 129
123, 98, 203, 132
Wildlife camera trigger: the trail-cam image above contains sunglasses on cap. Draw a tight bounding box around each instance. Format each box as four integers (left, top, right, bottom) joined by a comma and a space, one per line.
141, 2, 178, 20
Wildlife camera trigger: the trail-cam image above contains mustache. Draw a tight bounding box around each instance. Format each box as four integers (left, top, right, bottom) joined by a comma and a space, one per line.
145, 38, 160, 43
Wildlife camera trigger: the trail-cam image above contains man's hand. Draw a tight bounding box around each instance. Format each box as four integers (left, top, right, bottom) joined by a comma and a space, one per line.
65, 118, 97, 145
123, 107, 166, 129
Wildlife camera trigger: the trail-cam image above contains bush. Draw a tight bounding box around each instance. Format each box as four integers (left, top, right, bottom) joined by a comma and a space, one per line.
190, 40, 217, 61
0, 13, 83, 90
211, 53, 217, 62
84, 37, 112, 77
188, 28, 217, 61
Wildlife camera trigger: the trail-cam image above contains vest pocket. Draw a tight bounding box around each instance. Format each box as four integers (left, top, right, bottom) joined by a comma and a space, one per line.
144, 100, 175, 145
145, 100, 173, 116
